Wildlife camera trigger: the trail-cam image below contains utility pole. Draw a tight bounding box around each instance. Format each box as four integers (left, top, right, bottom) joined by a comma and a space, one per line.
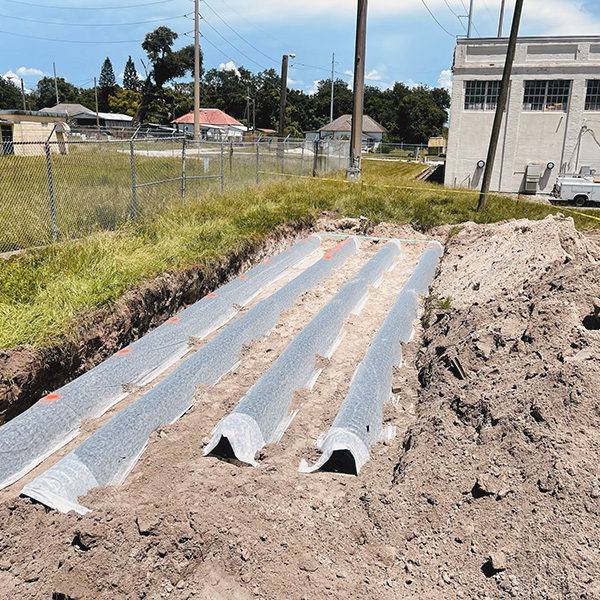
278, 54, 294, 138
20, 78, 26, 111
498, 0, 506, 37
478, 0, 524, 211
330, 52, 335, 123
467, 0, 475, 38
347, 0, 368, 180
94, 77, 100, 135
246, 86, 251, 133
194, 0, 200, 140
53, 62, 59, 105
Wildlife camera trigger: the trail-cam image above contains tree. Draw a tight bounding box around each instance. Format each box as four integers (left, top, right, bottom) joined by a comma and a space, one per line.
123, 56, 139, 92
109, 89, 142, 117
30, 76, 79, 110
0, 76, 23, 109
99, 57, 116, 111
135, 26, 199, 123
395, 86, 448, 143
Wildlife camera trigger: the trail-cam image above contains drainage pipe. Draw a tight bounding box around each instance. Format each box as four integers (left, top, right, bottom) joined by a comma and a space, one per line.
0, 236, 320, 490
299, 240, 443, 475
204, 240, 402, 466
21, 237, 359, 513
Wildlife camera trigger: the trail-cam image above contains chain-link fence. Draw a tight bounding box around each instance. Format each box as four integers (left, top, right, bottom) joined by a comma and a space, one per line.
0, 135, 350, 252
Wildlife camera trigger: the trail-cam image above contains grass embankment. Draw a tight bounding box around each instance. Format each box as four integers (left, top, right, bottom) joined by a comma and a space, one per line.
1, 159, 598, 350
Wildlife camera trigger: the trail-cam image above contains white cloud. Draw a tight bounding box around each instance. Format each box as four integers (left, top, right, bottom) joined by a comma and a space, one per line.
365, 69, 382, 81
438, 69, 452, 91
306, 79, 321, 95
219, 61, 240, 76
16, 66, 43, 77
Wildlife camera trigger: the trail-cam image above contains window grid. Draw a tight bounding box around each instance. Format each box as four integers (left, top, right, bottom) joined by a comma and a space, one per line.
585, 80, 600, 111
523, 80, 570, 112
464, 81, 500, 111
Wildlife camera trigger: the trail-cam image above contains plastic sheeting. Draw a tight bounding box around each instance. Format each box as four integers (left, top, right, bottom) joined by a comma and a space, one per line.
21, 237, 359, 513
204, 240, 402, 466
300, 240, 443, 475
0, 236, 320, 491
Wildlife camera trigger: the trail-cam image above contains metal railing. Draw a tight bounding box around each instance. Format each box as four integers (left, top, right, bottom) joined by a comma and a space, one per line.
0, 136, 350, 253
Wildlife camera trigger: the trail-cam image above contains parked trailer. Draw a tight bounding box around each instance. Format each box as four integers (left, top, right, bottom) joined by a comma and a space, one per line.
553, 175, 600, 206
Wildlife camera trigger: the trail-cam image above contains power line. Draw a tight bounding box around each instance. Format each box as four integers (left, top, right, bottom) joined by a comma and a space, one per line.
196, 13, 268, 70
202, 0, 278, 64
0, 13, 183, 27
419, 0, 457, 37
5, 0, 175, 9
215, 0, 281, 44
0, 29, 173, 44
442, 0, 467, 32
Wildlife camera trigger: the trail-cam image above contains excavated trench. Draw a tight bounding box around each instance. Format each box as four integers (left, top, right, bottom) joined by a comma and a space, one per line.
0, 219, 312, 426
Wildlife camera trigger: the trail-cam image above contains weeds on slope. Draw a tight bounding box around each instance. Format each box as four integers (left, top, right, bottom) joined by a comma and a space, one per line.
0, 159, 598, 349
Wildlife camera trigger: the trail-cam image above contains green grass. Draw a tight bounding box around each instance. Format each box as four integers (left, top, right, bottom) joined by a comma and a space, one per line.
0, 157, 598, 350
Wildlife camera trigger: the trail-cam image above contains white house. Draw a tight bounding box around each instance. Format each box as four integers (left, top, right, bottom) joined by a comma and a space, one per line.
171, 109, 245, 141
318, 114, 386, 150
445, 36, 600, 194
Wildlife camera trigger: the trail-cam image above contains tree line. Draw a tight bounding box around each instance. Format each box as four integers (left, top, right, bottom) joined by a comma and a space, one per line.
0, 27, 450, 143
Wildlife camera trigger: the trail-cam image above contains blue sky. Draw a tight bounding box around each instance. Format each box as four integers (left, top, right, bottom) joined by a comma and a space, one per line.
1, 0, 600, 99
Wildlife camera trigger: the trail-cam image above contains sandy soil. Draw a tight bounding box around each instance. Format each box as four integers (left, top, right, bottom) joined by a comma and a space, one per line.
0, 215, 599, 600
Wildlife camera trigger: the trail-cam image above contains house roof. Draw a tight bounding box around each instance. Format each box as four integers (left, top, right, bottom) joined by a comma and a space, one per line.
72, 111, 133, 122
0, 109, 67, 118
171, 109, 243, 127
40, 103, 94, 116
318, 114, 387, 134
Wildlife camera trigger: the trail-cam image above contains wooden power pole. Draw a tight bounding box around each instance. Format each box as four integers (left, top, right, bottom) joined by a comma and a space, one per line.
278, 54, 291, 139
347, 0, 368, 179
478, 0, 524, 211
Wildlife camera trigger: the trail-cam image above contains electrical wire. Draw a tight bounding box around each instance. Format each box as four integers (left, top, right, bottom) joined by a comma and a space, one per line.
214, 0, 282, 44
0, 29, 172, 44
202, 0, 278, 64
197, 13, 268, 70
5, 0, 175, 9
0, 13, 183, 27
419, 0, 457, 37
190, 31, 237, 67
458, 0, 482, 36
442, 0, 467, 32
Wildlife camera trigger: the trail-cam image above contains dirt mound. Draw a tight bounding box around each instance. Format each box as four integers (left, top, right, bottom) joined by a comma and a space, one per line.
0, 217, 599, 599
398, 215, 600, 598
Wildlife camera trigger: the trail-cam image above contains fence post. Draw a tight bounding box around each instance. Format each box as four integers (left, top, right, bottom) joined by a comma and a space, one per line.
220, 140, 225, 195
44, 141, 58, 241
300, 142, 304, 176
181, 135, 187, 203
312, 140, 319, 177
256, 141, 259, 185
130, 138, 138, 219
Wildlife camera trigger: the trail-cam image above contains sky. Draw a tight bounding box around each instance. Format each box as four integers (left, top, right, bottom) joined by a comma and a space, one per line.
1, 0, 600, 100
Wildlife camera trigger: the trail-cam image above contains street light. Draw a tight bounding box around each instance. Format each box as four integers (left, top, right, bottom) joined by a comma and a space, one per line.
278, 53, 296, 139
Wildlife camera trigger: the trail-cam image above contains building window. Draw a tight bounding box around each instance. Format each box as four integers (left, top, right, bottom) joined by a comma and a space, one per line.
585, 80, 600, 111
523, 80, 570, 111
464, 81, 500, 110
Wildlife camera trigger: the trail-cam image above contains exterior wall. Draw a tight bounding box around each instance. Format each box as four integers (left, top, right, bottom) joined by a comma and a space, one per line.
0, 114, 63, 156
445, 36, 600, 193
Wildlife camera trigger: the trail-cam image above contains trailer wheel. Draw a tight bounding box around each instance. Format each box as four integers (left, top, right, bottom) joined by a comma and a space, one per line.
574, 195, 587, 207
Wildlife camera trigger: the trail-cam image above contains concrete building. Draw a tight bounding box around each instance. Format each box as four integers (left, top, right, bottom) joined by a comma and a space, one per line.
171, 109, 245, 141
445, 36, 600, 194
0, 110, 69, 156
